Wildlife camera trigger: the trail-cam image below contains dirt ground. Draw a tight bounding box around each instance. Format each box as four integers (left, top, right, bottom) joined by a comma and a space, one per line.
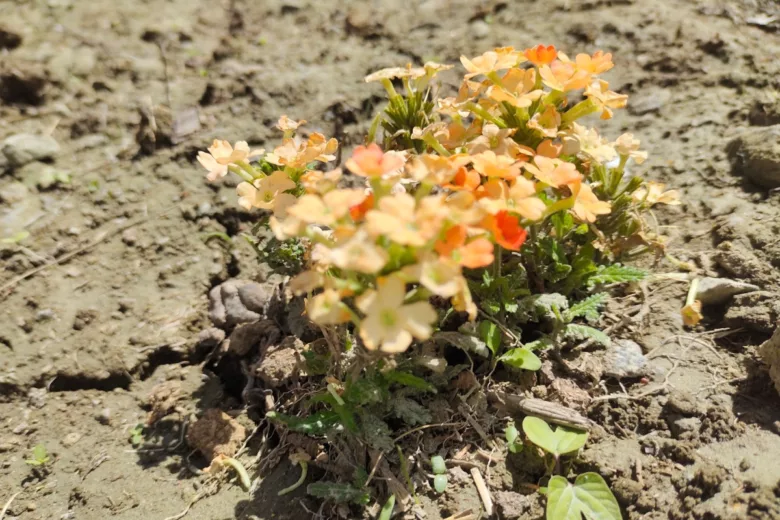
1, 0, 780, 519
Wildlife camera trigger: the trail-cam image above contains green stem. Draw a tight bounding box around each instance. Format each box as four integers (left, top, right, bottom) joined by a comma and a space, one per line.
422, 134, 451, 157
327, 383, 346, 406
228, 165, 254, 183
278, 461, 308, 496
560, 98, 598, 125
381, 78, 399, 99
685, 278, 700, 307
465, 102, 507, 128
221, 457, 252, 490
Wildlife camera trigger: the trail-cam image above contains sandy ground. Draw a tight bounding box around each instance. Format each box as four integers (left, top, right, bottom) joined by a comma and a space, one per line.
1, 0, 779, 518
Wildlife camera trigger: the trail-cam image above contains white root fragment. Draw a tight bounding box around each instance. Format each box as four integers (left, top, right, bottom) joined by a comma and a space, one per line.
470, 467, 493, 517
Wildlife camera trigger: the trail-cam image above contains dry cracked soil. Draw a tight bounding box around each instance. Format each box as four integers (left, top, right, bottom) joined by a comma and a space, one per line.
1, 0, 780, 519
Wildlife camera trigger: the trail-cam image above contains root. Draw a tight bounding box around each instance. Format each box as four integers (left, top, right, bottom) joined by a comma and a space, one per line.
278, 461, 308, 496
0, 492, 22, 520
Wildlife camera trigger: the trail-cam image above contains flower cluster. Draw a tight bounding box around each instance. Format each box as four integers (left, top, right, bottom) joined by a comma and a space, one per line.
197, 45, 679, 355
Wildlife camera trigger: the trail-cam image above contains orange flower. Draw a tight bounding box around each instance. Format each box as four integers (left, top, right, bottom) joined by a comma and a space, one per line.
571, 182, 611, 222
524, 44, 558, 66
585, 80, 628, 120
483, 210, 527, 251
435, 225, 494, 269
460, 47, 524, 79
471, 150, 521, 179
475, 177, 509, 201
524, 156, 582, 187
345, 143, 405, 177
444, 167, 482, 192
349, 191, 375, 221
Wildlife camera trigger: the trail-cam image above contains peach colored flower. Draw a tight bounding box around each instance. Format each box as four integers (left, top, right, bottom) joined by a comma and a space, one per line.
328, 230, 388, 274
571, 182, 611, 222
524, 156, 582, 187
198, 140, 263, 181
585, 80, 628, 120
614, 133, 648, 164
407, 154, 471, 185
266, 133, 338, 169
287, 189, 367, 226
276, 115, 306, 133
524, 44, 558, 66
539, 60, 591, 92
364, 65, 425, 83
471, 150, 521, 179
460, 47, 524, 79
435, 225, 494, 269
486, 68, 543, 109
508, 177, 546, 220
403, 255, 463, 298
444, 167, 482, 192
235, 171, 296, 214
289, 270, 325, 295
572, 50, 614, 75
356, 277, 437, 353
536, 139, 562, 158
348, 191, 375, 222
527, 104, 561, 138
307, 289, 352, 325
564, 123, 617, 164
300, 167, 343, 194
345, 143, 405, 177
632, 182, 680, 206
365, 193, 447, 247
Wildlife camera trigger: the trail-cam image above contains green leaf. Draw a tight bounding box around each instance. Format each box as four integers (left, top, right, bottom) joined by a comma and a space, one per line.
307, 482, 370, 505
384, 370, 436, 393
431, 455, 446, 475
523, 337, 555, 352
522, 417, 588, 457
505, 421, 523, 454
266, 411, 342, 435
344, 377, 387, 406
360, 413, 394, 452
587, 264, 647, 288
378, 495, 396, 520
516, 294, 569, 323
563, 324, 611, 347
389, 396, 432, 426
499, 348, 542, 371
432, 331, 490, 358
26, 444, 49, 466
546, 473, 621, 520
478, 321, 502, 356
566, 293, 608, 323
1, 230, 29, 244
433, 474, 448, 494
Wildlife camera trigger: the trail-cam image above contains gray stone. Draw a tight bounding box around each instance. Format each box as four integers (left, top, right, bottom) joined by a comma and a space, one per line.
2, 134, 59, 168
666, 391, 702, 416
0, 182, 43, 237
197, 327, 225, 350
227, 320, 280, 357
696, 277, 759, 305
726, 125, 780, 188
208, 279, 282, 329
603, 339, 649, 379
724, 291, 780, 334
470, 20, 490, 39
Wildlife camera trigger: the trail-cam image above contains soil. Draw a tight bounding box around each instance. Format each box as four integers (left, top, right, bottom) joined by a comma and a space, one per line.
1, 0, 780, 519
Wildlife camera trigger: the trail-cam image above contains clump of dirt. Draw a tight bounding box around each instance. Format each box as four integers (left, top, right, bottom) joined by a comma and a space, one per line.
187, 408, 246, 461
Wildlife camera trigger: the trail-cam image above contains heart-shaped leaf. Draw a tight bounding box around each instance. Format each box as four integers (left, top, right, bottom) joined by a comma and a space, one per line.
522, 416, 588, 457
546, 473, 621, 520
499, 347, 542, 371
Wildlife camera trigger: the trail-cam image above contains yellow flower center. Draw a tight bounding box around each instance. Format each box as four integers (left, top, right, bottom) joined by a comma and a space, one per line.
380, 309, 397, 328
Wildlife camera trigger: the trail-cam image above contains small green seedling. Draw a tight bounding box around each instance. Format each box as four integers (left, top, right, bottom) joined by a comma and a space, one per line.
504, 420, 524, 454
546, 473, 621, 520
522, 416, 588, 461
25, 444, 50, 467
129, 424, 144, 446
378, 494, 396, 520
431, 455, 448, 494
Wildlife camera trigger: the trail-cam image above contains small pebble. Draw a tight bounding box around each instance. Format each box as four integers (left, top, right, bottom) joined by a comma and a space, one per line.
62, 432, 82, 447
35, 309, 55, 322
97, 408, 111, 425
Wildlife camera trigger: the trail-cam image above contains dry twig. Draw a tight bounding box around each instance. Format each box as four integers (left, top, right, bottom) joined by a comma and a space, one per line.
470, 467, 493, 516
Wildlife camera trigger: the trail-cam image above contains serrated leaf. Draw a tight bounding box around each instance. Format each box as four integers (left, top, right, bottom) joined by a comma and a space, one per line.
378, 494, 396, 520
433, 474, 448, 494
522, 417, 588, 457
587, 264, 647, 288
499, 347, 542, 371
360, 413, 394, 452
546, 473, 621, 520
432, 331, 490, 357
384, 370, 436, 393
478, 321, 501, 356
563, 324, 611, 347
266, 411, 342, 435
344, 377, 387, 406
524, 336, 555, 351
516, 294, 569, 323
566, 293, 608, 323
307, 482, 370, 505
390, 396, 432, 426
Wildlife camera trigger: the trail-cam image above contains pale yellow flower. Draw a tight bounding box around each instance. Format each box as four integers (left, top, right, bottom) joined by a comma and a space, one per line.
235, 171, 296, 214
471, 150, 522, 179
307, 289, 352, 325
632, 182, 681, 206
467, 124, 532, 159
357, 277, 437, 353
269, 214, 306, 240
585, 80, 628, 120
406, 154, 470, 185
266, 133, 338, 169
539, 60, 590, 92
300, 167, 343, 194
287, 189, 367, 226
198, 139, 263, 181
524, 156, 582, 187
460, 47, 524, 79
365, 192, 424, 246
563, 123, 617, 164
403, 255, 463, 298
527, 105, 561, 138
485, 68, 543, 109
614, 133, 648, 165
571, 182, 611, 222
277, 115, 306, 133
364, 65, 426, 83
328, 231, 388, 274
289, 270, 325, 295
345, 144, 405, 178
